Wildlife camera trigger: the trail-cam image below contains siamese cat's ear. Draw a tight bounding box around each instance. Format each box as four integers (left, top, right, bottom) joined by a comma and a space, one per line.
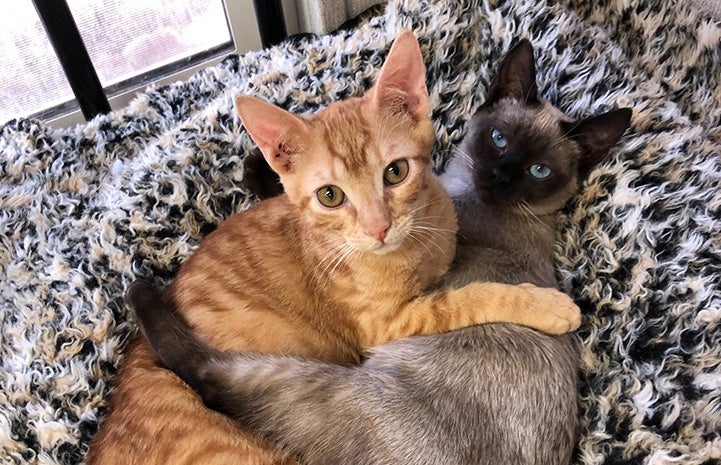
563, 108, 633, 178
235, 95, 309, 175
371, 29, 429, 122
486, 39, 539, 106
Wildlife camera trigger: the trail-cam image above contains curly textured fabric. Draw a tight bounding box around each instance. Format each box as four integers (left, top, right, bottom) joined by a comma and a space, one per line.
0, 0, 719, 463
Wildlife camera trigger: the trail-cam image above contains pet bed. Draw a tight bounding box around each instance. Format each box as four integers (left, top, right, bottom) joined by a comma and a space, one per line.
1, 0, 719, 463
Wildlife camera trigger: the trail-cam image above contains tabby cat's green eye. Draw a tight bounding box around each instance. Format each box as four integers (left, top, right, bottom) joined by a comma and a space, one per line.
383, 159, 409, 186
528, 163, 552, 179
316, 185, 346, 208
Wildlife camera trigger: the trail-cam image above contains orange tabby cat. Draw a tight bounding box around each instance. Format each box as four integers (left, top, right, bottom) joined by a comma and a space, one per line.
87, 31, 580, 465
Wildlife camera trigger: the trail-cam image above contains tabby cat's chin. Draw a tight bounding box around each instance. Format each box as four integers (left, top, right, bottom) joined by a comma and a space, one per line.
371, 240, 404, 255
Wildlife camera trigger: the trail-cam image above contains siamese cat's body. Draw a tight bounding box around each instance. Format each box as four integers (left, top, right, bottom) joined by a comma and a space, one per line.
89, 33, 581, 465
130, 40, 631, 465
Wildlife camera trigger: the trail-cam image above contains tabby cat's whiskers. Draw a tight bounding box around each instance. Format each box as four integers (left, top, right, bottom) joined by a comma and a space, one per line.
406, 229, 436, 258
314, 242, 354, 283
409, 195, 447, 216
329, 245, 357, 276
409, 222, 452, 257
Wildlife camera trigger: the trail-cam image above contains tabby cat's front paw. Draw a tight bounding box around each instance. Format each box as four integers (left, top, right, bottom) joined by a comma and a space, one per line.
517, 283, 581, 335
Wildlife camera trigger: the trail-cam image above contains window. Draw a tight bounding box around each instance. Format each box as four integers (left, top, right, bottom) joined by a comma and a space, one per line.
0, 2, 76, 123
67, 0, 233, 93
0, 0, 253, 126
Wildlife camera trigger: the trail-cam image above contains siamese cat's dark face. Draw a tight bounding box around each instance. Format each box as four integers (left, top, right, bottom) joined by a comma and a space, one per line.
441, 39, 632, 216
451, 100, 585, 215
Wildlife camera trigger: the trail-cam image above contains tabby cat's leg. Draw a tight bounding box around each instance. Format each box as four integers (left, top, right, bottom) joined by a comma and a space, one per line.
366, 282, 580, 347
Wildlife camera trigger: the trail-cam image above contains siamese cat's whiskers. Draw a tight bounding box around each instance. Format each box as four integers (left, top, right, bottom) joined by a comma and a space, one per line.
451, 144, 475, 170
516, 200, 537, 223
548, 128, 589, 151
555, 130, 597, 150
522, 79, 536, 106
551, 119, 598, 151
547, 137, 568, 151
547, 129, 577, 150
516, 201, 547, 236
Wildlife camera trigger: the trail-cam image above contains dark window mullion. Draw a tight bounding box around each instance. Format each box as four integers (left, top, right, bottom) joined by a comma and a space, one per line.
32, 0, 111, 120
252, 0, 287, 48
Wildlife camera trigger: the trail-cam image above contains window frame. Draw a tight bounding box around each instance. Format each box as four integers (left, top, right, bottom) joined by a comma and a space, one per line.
28, 0, 290, 128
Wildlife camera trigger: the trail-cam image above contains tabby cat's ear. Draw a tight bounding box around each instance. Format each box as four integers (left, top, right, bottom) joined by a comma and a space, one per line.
486, 39, 539, 106
371, 29, 429, 122
235, 95, 309, 175
562, 108, 633, 178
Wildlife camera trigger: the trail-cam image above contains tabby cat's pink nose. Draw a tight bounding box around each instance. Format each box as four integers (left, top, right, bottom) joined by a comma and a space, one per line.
366, 223, 390, 243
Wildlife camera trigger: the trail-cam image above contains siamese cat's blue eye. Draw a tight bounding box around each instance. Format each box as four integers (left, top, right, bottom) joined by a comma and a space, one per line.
316, 185, 346, 208
491, 128, 508, 150
528, 164, 552, 179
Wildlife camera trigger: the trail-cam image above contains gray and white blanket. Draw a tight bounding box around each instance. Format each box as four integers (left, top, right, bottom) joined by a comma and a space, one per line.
1, 0, 719, 463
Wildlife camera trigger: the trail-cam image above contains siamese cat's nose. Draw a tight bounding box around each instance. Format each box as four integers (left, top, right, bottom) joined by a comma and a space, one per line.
492, 168, 510, 189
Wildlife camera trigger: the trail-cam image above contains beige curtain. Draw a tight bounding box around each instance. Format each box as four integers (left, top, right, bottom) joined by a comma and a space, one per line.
295, 0, 386, 33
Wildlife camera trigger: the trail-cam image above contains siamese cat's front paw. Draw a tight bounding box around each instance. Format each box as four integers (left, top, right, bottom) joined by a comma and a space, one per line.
517, 283, 581, 334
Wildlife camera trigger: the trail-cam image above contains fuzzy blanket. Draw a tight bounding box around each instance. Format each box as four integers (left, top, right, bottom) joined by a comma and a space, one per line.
1, 0, 720, 463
